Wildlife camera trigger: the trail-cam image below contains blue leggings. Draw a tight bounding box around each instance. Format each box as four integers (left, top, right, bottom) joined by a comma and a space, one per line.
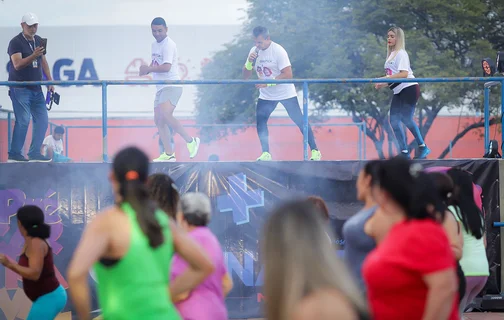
389, 84, 425, 151
27, 285, 67, 320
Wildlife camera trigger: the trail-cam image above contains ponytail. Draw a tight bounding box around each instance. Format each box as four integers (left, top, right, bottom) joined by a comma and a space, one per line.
447, 168, 484, 239
16, 205, 51, 239
26, 223, 51, 239
450, 186, 484, 239
409, 172, 446, 222
120, 180, 164, 248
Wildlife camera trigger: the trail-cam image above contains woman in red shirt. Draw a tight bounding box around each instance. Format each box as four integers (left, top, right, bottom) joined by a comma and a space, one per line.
362, 157, 459, 320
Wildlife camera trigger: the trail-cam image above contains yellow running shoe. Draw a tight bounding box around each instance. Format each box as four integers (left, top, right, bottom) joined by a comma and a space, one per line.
310, 150, 322, 161
256, 152, 272, 161
153, 153, 176, 162
187, 137, 200, 159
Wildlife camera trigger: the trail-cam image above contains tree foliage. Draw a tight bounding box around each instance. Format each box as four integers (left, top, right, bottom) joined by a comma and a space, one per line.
195, 0, 504, 158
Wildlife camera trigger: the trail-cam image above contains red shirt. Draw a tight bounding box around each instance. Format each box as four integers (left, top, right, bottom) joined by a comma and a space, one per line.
363, 219, 459, 320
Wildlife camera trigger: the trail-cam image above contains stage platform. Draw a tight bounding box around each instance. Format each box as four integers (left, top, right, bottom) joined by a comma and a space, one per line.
0, 159, 502, 319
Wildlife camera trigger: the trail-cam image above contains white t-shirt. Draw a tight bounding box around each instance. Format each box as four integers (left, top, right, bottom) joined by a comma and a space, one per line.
151, 36, 180, 91
384, 49, 418, 94
246, 41, 298, 101
42, 135, 63, 156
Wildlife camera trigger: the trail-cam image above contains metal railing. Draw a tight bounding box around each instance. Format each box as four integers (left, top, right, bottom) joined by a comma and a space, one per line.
484, 81, 501, 148
1, 77, 504, 161
48, 122, 367, 161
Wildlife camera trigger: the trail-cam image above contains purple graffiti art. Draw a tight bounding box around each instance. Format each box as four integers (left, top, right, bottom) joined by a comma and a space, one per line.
0, 189, 64, 289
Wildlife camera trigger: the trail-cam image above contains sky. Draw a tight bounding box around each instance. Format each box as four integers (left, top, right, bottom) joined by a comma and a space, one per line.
0, 0, 248, 26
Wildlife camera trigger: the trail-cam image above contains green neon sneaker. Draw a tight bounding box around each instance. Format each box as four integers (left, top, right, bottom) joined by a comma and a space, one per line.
153, 153, 176, 162
310, 149, 322, 161
187, 137, 200, 159
256, 152, 272, 161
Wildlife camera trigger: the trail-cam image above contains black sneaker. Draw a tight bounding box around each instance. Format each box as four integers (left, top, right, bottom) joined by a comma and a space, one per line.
28, 154, 52, 162
7, 154, 29, 163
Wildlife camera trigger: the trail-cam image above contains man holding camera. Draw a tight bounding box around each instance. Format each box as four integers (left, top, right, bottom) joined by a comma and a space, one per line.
7, 13, 53, 162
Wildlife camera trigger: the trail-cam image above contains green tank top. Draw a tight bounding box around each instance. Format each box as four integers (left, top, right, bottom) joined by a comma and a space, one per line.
449, 205, 489, 276
93, 203, 181, 320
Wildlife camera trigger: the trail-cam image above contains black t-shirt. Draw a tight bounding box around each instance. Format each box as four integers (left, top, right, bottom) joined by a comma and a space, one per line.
7, 33, 44, 91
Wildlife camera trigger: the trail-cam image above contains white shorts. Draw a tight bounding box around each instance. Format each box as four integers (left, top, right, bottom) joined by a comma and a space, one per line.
154, 86, 183, 108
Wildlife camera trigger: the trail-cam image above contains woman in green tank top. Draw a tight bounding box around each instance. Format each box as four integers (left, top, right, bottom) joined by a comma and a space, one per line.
67, 147, 214, 320
446, 168, 489, 314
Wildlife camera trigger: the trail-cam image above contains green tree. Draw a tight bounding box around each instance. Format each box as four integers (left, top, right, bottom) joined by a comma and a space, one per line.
195, 0, 503, 158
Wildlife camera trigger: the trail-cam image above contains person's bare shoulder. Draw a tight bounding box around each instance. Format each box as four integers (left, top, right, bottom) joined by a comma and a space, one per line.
292, 289, 359, 320
88, 206, 122, 229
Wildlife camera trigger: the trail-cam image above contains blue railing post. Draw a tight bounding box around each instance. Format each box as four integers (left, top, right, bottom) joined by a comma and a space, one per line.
484, 85, 490, 150
65, 127, 69, 157
102, 81, 108, 162
302, 81, 309, 160
502, 80, 504, 146
358, 123, 362, 160
7, 112, 12, 152
363, 124, 367, 160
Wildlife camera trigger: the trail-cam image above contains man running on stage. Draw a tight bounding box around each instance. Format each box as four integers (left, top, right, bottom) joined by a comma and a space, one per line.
243, 26, 321, 161
139, 17, 199, 162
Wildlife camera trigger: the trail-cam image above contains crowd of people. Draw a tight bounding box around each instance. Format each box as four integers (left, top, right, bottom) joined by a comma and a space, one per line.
0, 145, 489, 320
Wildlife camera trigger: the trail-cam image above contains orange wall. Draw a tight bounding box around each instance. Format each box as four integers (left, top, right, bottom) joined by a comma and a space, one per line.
0, 116, 500, 162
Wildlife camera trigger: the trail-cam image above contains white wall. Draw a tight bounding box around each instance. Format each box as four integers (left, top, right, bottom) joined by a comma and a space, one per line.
0, 25, 242, 118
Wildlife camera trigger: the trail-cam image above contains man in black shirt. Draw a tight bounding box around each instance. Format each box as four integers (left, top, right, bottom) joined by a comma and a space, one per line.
7, 13, 53, 162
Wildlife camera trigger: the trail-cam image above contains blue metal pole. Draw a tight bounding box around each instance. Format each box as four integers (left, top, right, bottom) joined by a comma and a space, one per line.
484, 86, 490, 151
7, 112, 12, 152
65, 128, 69, 157
302, 82, 309, 160
363, 124, 367, 160
502, 81, 504, 146
358, 123, 362, 160
102, 82, 108, 162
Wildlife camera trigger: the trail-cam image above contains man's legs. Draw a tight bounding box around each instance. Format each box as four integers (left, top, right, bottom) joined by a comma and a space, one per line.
281, 97, 321, 160
154, 87, 200, 161
256, 98, 277, 160
280, 97, 321, 160
159, 101, 192, 143
8, 88, 31, 161
27, 90, 49, 160
154, 107, 174, 154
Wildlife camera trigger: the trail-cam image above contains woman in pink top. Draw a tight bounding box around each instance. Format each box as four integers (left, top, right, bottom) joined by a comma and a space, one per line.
170, 192, 233, 320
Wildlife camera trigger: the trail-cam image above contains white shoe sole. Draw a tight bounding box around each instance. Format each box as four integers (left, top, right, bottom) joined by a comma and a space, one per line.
28, 159, 52, 163
189, 137, 200, 159
153, 158, 176, 162
7, 159, 28, 163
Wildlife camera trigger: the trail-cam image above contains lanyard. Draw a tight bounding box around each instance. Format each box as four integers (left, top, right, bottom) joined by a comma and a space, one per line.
22, 34, 35, 52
